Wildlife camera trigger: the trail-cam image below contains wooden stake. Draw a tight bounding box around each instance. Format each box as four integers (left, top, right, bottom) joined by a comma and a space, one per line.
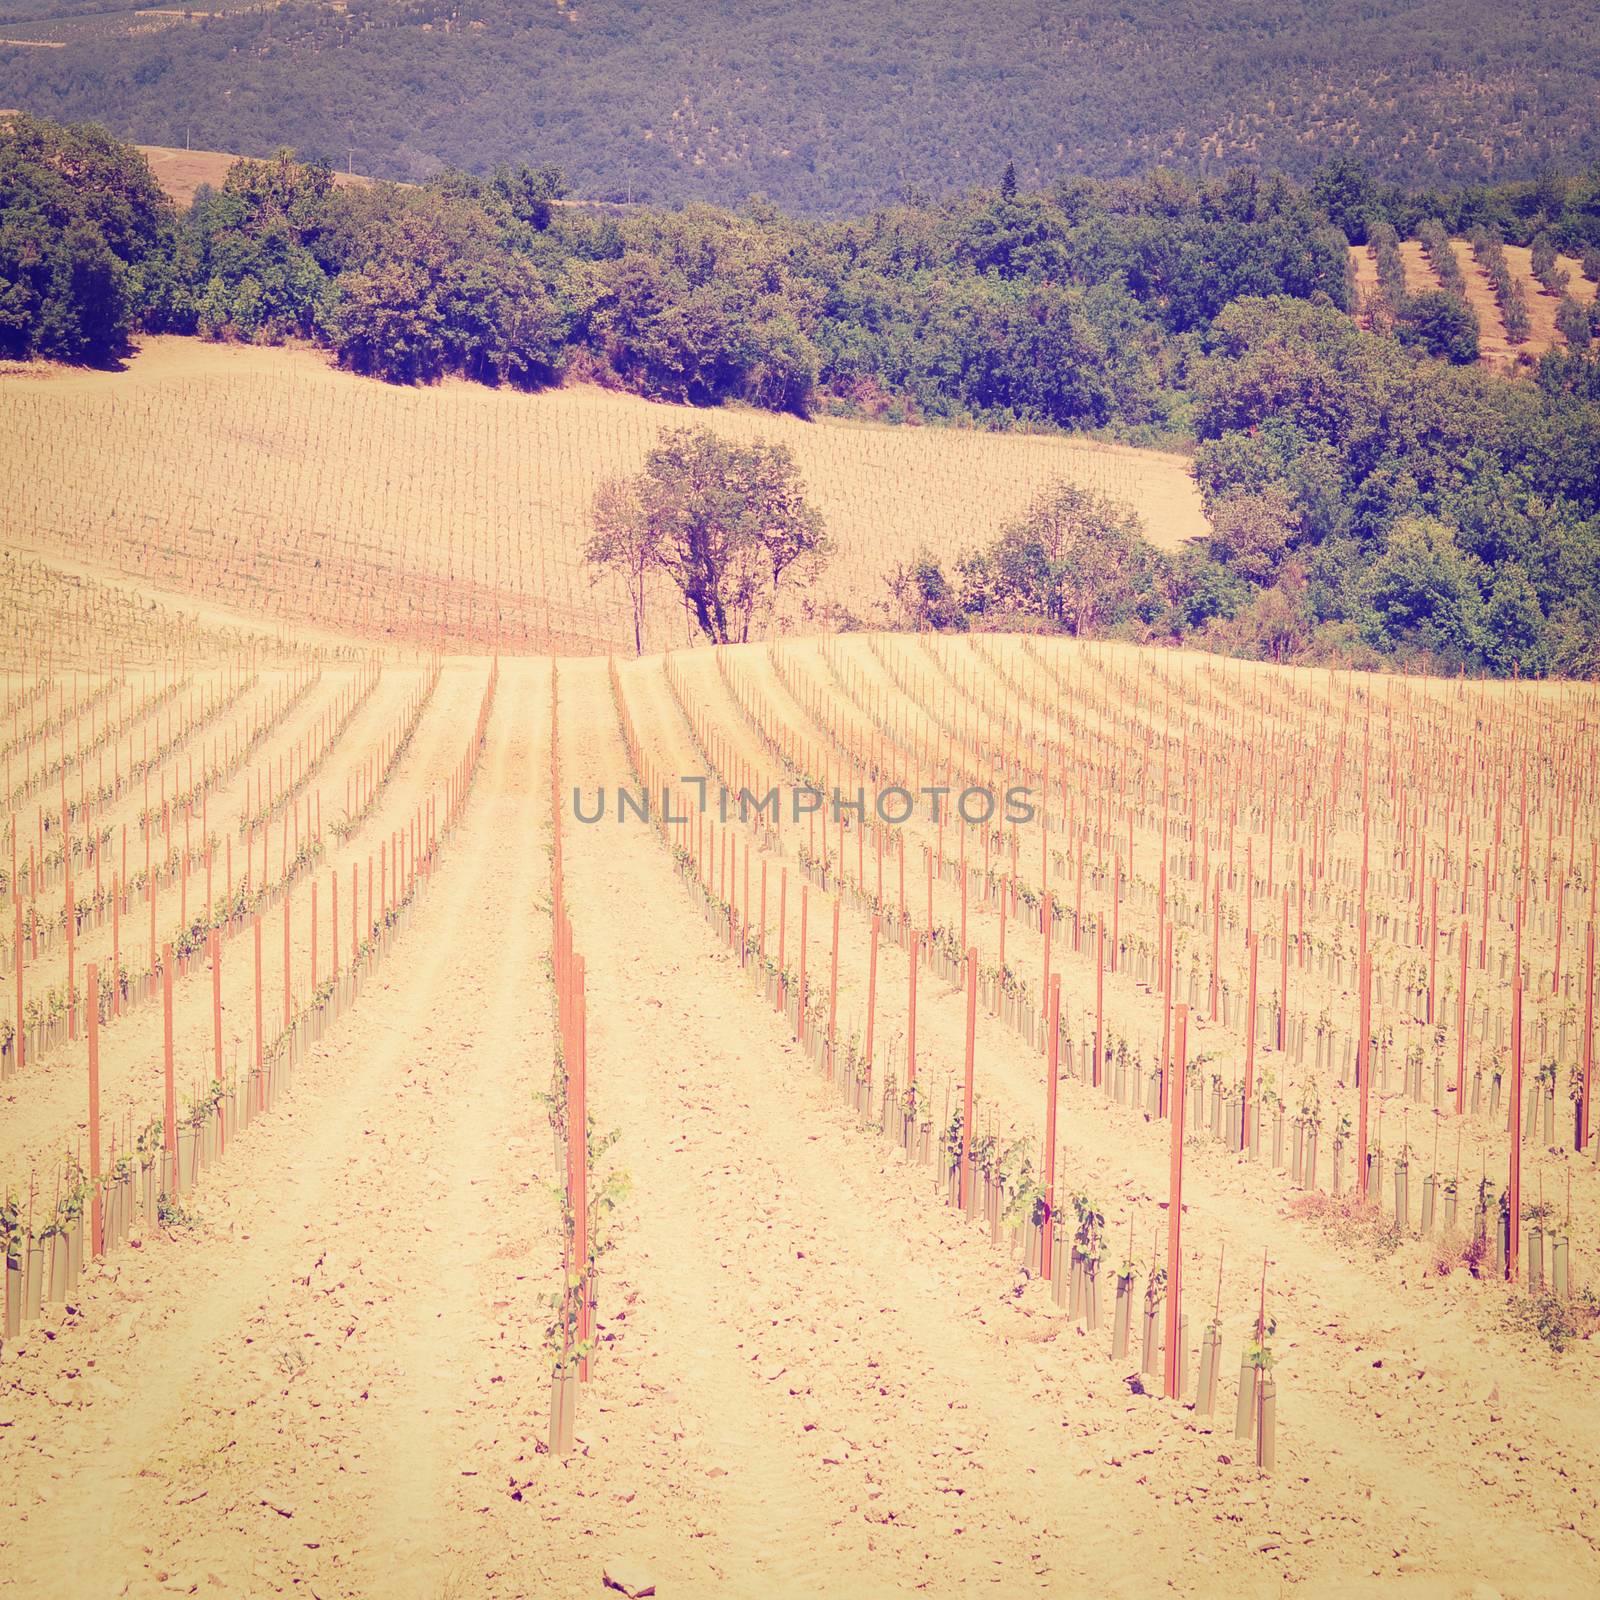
1164, 1004, 1189, 1400
87, 964, 101, 1256
959, 946, 977, 1208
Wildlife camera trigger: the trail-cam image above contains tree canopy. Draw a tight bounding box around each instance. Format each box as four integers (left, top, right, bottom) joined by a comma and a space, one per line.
0, 113, 167, 362
585, 427, 830, 646
955, 484, 1167, 637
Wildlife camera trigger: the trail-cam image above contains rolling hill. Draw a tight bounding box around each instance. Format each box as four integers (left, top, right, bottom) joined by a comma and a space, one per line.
0, 337, 1209, 654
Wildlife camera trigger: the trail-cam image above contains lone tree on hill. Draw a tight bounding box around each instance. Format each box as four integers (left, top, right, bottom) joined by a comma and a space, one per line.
957, 481, 1165, 636
585, 426, 829, 650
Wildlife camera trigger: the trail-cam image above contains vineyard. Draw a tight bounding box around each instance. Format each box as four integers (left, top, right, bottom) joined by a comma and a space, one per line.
0, 339, 1208, 657
2, 337, 1600, 1595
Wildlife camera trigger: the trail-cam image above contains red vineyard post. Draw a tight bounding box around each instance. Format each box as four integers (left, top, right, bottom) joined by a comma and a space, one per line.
1164, 1004, 1189, 1400
162, 941, 176, 1190
1042, 974, 1061, 1283
828, 897, 840, 1063
907, 931, 919, 1096
87, 964, 101, 1257
11, 891, 21, 1077
1356, 950, 1371, 1202
1582, 920, 1596, 1150
865, 913, 880, 1071
283, 891, 292, 1029
1509, 902, 1523, 1281
211, 928, 222, 1080
253, 914, 263, 1098
959, 946, 977, 1210
1243, 933, 1259, 1149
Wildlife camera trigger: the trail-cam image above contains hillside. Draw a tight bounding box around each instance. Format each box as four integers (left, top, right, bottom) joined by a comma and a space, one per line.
3, 0, 1600, 209
1, 540, 1596, 1594
7, 118, 1600, 678
0, 337, 1209, 653
1349, 236, 1599, 370
135, 142, 378, 207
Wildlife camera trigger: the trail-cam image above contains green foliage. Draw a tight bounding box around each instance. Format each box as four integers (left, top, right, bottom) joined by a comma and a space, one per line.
1191, 295, 1600, 674
1311, 158, 1379, 246
1417, 219, 1464, 295
1530, 232, 1568, 294
8, 114, 1600, 677
1471, 227, 1531, 343
1395, 289, 1479, 365
954, 482, 1167, 636
7, 3, 1600, 211
1247, 1315, 1279, 1370
156, 1189, 196, 1230
888, 553, 967, 633
0, 112, 167, 361
1500, 1286, 1600, 1354
585, 426, 830, 643
1556, 295, 1592, 351
1360, 517, 1483, 665
1369, 221, 1407, 309
1207, 484, 1301, 584
329, 189, 565, 386
575, 207, 820, 412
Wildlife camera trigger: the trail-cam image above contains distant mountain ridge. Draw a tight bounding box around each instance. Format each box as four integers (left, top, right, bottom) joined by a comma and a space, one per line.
2, 0, 1600, 212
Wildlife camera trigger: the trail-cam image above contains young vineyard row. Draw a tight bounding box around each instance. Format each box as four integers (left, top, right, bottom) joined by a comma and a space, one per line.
1, 640, 1596, 1596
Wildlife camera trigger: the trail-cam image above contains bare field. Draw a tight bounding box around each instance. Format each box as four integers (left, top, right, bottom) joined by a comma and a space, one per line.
1, 612, 1597, 1596
1451, 238, 1515, 363
135, 144, 378, 208
0, 336, 1209, 654
3, 324, 1598, 1600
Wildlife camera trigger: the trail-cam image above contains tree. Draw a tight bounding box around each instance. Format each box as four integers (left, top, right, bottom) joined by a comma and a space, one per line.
1361, 516, 1482, 665
1208, 485, 1301, 584
1395, 290, 1479, 364
0, 115, 165, 361
37, 220, 129, 363
1310, 157, 1377, 244
1000, 160, 1018, 201
958, 481, 1166, 636
1556, 295, 1592, 351
1479, 565, 1548, 675
586, 476, 655, 655
329, 191, 564, 385
887, 553, 966, 631
583, 427, 829, 644
489, 163, 569, 232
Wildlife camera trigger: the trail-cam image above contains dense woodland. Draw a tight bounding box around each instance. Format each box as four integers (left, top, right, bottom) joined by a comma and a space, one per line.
3, 1, 1600, 211
3, 115, 1600, 677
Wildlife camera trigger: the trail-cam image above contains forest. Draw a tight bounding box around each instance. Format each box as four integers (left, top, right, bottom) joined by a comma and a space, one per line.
2, 1, 1600, 211
3, 114, 1599, 677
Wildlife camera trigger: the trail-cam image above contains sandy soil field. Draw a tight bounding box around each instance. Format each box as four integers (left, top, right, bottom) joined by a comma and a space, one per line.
1, 588, 1597, 1596
135, 145, 379, 209
2, 323, 1598, 1597
0, 338, 1209, 655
